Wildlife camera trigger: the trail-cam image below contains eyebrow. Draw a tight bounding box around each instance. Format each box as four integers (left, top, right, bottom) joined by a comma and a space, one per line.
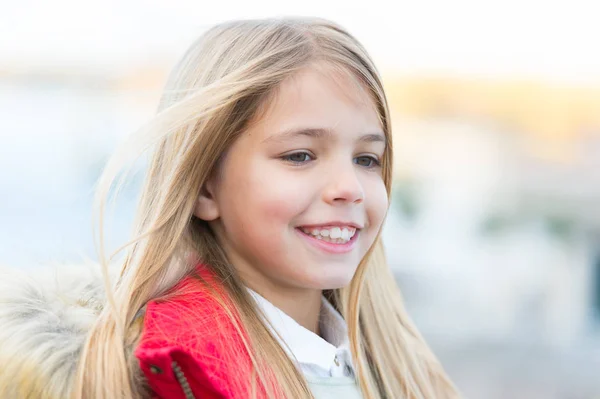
261, 127, 386, 145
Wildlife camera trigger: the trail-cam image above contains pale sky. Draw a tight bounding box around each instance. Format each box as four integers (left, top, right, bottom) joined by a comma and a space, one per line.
1, 0, 599, 83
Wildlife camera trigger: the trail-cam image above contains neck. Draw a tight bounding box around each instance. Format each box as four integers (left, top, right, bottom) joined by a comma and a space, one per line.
211, 230, 324, 334
245, 278, 323, 334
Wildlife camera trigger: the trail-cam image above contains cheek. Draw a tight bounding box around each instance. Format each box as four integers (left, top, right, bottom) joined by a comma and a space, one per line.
365, 178, 389, 231
223, 161, 309, 231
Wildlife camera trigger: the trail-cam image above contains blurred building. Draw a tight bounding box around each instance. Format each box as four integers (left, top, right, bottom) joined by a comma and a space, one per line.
379, 80, 600, 398
384, 118, 598, 344
380, 79, 600, 346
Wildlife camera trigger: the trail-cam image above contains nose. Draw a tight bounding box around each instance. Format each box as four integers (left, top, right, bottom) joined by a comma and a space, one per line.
322, 164, 365, 205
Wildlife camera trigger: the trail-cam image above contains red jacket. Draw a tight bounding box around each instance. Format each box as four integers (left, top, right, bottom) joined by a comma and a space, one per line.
135, 264, 276, 399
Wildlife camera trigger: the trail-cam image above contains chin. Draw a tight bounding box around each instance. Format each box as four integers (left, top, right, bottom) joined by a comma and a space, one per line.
292, 260, 360, 290
310, 272, 356, 290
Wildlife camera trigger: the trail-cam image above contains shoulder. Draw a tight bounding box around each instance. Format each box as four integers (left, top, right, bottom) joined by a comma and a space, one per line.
135, 267, 255, 399
138, 266, 239, 348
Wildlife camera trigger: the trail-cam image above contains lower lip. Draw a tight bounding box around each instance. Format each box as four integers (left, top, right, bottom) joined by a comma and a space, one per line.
295, 228, 359, 254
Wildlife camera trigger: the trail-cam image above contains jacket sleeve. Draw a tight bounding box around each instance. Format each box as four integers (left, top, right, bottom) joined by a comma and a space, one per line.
138, 347, 228, 399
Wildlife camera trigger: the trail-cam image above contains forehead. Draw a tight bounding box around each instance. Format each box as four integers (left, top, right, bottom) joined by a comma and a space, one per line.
249, 63, 382, 137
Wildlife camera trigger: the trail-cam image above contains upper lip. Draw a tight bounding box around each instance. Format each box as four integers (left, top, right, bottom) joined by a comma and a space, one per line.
297, 221, 363, 229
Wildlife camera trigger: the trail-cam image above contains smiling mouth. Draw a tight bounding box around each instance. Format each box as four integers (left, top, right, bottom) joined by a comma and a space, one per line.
297, 226, 358, 244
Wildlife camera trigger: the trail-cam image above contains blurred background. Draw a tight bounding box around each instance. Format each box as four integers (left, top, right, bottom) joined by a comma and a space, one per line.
1, 1, 599, 398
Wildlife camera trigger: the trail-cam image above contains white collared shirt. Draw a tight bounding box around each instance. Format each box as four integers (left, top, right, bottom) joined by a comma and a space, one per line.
248, 289, 356, 378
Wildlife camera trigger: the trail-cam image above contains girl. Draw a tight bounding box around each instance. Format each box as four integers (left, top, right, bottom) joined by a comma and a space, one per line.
0, 17, 459, 399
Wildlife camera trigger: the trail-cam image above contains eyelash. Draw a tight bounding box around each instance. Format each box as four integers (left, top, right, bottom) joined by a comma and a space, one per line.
280, 151, 382, 168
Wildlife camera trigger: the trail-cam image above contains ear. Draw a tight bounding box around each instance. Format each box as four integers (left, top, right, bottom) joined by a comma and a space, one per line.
193, 178, 220, 221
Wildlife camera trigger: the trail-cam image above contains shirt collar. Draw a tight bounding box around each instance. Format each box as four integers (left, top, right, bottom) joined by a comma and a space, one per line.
248, 289, 350, 370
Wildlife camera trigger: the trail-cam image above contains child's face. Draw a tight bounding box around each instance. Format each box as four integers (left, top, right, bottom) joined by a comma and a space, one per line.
197, 65, 388, 292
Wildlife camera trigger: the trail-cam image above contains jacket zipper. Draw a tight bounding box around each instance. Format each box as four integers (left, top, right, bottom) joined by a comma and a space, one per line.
172, 361, 196, 399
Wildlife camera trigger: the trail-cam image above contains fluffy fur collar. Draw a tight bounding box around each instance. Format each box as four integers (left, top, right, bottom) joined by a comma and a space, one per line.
0, 262, 110, 398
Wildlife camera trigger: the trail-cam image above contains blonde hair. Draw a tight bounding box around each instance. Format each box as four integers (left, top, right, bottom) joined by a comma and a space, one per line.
73, 17, 459, 399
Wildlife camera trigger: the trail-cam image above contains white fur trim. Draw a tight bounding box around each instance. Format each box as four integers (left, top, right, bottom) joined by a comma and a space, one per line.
0, 261, 111, 398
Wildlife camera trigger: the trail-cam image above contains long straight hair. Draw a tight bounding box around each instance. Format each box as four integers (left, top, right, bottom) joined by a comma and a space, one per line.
73, 17, 459, 399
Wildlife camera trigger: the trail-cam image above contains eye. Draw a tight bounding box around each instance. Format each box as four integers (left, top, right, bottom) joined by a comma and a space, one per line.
281, 151, 314, 164
354, 155, 381, 168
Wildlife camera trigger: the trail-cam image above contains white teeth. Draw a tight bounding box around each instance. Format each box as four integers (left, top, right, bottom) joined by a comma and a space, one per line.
300, 226, 358, 244
341, 228, 349, 240
330, 227, 342, 239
